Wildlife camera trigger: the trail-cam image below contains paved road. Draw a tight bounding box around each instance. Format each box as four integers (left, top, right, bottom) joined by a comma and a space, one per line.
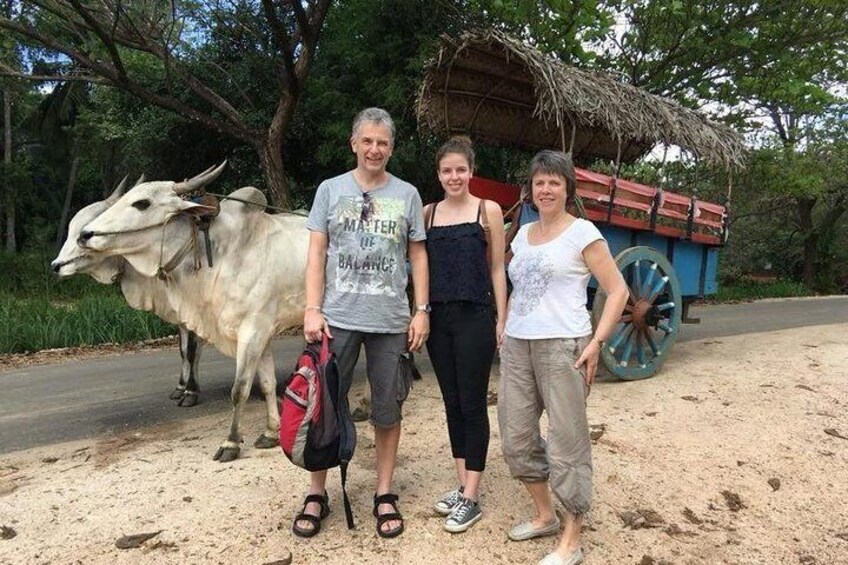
2, 296, 846, 455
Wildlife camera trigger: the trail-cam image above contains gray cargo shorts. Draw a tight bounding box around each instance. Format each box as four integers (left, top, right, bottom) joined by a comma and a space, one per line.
329, 326, 414, 428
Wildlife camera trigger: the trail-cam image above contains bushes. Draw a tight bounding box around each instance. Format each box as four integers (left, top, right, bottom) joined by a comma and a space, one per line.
0, 292, 176, 354
0, 249, 176, 354
713, 279, 813, 302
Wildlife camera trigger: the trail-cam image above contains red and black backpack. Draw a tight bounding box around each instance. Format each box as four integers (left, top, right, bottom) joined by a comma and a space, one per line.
279, 335, 356, 528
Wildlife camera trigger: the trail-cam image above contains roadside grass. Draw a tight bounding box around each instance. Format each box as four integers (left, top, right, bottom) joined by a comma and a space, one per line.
712, 279, 814, 302
0, 291, 176, 354
0, 250, 176, 354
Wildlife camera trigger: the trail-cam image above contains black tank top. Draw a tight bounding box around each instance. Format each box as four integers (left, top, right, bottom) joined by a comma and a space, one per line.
425, 201, 492, 305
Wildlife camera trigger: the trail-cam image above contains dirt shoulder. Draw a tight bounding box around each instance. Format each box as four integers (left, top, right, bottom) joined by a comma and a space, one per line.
1, 325, 847, 565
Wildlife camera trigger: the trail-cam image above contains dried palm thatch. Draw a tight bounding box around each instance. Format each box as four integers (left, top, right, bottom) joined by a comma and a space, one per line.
417, 30, 746, 170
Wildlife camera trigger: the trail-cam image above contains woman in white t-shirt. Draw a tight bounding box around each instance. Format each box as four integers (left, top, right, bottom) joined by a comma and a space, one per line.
498, 150, 628, 565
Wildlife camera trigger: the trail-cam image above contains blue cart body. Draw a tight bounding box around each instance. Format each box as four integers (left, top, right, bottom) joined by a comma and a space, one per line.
597, 224, 720, 299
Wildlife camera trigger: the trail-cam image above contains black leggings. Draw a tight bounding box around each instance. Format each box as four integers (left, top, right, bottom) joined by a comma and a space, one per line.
426, 301, 496, 472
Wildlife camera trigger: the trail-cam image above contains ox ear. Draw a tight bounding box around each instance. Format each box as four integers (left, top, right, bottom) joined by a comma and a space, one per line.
106, 175, 130, 205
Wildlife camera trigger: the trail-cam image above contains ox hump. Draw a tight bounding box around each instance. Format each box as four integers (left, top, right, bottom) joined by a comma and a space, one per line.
221, 187, 267, 214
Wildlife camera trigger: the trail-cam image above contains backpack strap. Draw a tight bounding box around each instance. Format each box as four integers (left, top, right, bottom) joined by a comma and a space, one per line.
340, 462, 355, 528
479, 199, 492, 268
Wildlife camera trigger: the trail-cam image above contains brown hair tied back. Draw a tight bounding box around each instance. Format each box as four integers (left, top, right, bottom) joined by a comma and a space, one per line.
436, 135, 476, 171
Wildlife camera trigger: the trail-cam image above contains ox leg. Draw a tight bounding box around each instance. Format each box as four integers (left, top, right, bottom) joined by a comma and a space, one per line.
178, 331, 202, 407
253, 346, 280, 449
171, 326, 200, 405
213, 336, 264, 462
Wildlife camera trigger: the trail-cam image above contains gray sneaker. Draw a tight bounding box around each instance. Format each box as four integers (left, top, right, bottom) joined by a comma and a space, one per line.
444, 497, 482, 533
434, 487, 463, 516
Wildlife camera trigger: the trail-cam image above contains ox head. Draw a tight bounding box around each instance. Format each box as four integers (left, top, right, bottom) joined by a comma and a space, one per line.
78, 163, 225, 264
51, 175, 143, 282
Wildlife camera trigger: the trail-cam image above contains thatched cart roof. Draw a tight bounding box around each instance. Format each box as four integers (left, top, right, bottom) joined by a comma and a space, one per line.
417, 30, 746, 169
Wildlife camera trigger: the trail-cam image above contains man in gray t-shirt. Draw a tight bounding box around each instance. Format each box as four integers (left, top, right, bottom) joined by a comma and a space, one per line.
306, 171, 426, 332
294, 108, 429, 539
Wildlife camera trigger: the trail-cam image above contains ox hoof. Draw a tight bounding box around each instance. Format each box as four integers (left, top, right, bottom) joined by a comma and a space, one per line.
177, 391, 199, 407
213, 446, 241, 462
253, 435, 279, 449
169, 387, 186, 400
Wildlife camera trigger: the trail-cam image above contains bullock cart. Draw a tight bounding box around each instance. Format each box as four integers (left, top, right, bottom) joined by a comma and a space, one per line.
417, 30, 746, 380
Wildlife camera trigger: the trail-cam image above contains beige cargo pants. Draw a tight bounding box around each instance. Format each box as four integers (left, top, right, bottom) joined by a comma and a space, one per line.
497, 335, 592, 515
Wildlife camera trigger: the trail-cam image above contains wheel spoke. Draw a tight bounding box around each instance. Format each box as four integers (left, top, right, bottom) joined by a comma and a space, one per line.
636, 330, 647, 366
655, 301, 675, 312
657, 320, 673, 334
641, 262, 658, 297
644, 330, 660, 356
609, 324, 633, 354
646, 275, 669, 304
633, 259, 642, 297
619, 329, 636, 366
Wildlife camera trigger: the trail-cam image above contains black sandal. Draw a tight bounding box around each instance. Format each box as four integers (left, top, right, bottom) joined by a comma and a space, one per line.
373, 493, 404, 538
292, 492, 330, 538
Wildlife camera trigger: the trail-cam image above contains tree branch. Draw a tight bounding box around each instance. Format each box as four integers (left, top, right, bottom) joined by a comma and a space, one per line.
289, 0, 310, 44
0, 14, 254, 143
261, 0, 297, 91
66, 0, 128, 79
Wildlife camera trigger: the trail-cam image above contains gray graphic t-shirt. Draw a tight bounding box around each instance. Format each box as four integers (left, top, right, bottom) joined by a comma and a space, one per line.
306, 171, 425, 333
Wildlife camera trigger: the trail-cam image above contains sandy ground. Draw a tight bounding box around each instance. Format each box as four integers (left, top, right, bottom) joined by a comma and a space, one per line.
1, 325, 847, 565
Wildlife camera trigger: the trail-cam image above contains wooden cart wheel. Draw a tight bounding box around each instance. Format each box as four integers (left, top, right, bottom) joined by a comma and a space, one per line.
592, 246, 682, 380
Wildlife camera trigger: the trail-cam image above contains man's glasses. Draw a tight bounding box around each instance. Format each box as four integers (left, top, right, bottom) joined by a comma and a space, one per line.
360, 191, 374, 222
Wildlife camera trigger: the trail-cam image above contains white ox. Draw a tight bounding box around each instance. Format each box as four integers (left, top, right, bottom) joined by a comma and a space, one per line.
51, 177, 204, 407
78, 163, 308, 462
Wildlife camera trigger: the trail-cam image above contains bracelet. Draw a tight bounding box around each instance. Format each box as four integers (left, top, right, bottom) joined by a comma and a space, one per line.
305, 305, 322, 312
592, 336, 605, 348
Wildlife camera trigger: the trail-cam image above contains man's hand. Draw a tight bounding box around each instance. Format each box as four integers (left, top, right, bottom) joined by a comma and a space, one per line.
304, 309, 332, 343
407, 311, 429, 352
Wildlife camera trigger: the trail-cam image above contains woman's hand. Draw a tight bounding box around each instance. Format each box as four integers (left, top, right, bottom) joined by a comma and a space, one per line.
496, 319, 506, 350
574, 339, 601, 391
304, 309, 331, 343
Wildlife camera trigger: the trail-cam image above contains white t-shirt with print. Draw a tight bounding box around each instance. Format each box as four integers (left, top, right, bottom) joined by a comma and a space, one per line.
506, 218, 604, 339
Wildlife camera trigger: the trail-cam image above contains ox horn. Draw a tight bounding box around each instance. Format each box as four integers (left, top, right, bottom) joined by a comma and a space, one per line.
106, 174, 130, 205
133, 173, 146, 186
173, 161, 227, 195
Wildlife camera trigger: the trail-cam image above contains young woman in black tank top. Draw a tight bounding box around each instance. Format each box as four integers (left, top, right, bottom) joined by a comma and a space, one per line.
424, 136, 507, 533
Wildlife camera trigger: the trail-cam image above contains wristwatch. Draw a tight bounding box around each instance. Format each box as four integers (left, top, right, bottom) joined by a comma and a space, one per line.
416, 304, 431, 313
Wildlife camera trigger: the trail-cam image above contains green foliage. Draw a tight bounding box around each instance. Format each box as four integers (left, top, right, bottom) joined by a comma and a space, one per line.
0, 291, 176, 354
0, 248, 107, 299
0, 249, 176, 353
712, 279, 813, 302
600, 1, 848, 115
468, 0, 615, 63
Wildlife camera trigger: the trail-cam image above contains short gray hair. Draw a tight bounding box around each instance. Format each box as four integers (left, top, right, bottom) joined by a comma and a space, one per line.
351, 107, 395, 142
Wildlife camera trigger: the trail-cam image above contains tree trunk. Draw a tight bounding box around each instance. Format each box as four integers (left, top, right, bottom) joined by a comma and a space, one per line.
56, 145, 81, 248
796, 196, 816, 288
258, 136, 290, 210
102, 142, 117, 198
3, 84, 15, 253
